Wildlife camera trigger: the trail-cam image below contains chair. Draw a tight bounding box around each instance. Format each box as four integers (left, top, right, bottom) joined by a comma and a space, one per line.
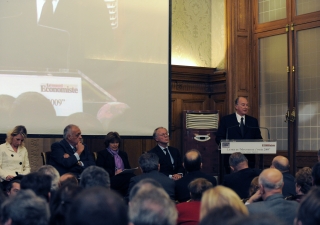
41, 152, 51, 165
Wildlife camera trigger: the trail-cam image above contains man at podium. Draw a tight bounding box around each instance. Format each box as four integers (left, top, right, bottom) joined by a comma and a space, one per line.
215, 97, 262, 172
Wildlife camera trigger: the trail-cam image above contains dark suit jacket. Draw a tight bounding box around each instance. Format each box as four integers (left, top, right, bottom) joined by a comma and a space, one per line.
282, 172, 296, 198
175, 170, 217, 202
223, 168, 261, 199
148, 145, 184, 176
215, 113, 262, 145
96, 149, 131, 178
247, 194, 299, 225
49, 139, 95, 176
127, 170, 175, 200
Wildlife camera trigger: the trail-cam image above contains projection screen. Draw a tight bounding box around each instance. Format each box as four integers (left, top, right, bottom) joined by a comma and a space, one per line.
0, 0, 170, 136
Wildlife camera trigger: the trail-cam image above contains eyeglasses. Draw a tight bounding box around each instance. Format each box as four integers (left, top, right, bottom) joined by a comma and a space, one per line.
238, 103, 250, 108
158, 133, 169, 137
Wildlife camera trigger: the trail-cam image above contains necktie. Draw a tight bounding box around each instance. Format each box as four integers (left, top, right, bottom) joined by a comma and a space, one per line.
39, 0, 54, 26
240, 117, 245, 137
163, 148, 172, 164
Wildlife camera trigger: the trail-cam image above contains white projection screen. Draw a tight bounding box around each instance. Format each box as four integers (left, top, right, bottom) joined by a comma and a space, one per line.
0, 0, 170, 136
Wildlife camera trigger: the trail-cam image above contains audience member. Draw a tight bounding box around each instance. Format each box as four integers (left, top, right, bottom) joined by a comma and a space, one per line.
6, 179, 20, 197
246, 168, 299, 225
311, 162, 320, 186
270, 155, 296, 197
228, 213, 285, 225
1, 190, 50, 225
66, 187, 128, 225
175, 149, 217, 202
0, 125, 30, 189
176, 178, 213, 225
79, 165, 110, 189
128, 178, 162, 202
223, 152, 261, 199
96, 131, 135, 196
148, 127, 184, 179
286, 167, 312, 202
38, 165, 60, 191
200, 185, 248, 220
199, 205, 245, 225
129, 186, 177, 225
242, 176, 260, 203
49, 183, 83, 225
60, 173, 79, 186
295, 186, 320, 225
127, 153, 175, 200
49, 124, 95, 176
20, 172, 52, 202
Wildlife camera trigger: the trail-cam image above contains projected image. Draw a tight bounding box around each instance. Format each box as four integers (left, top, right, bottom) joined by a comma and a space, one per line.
0, 0, 169, 135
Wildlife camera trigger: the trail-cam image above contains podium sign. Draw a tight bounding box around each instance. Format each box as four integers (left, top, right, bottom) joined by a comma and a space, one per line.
221, 140, 277, 154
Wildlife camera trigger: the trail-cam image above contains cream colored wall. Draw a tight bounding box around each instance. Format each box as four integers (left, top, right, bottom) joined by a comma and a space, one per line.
171, 0, 225, 69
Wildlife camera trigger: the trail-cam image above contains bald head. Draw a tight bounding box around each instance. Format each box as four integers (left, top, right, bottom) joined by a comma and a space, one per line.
183, 149, 202, 172
259, 168, 283, 199
271, 156, 290, 172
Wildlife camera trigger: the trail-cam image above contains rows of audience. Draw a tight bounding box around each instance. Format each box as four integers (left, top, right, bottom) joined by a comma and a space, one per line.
0, 124, 320, 224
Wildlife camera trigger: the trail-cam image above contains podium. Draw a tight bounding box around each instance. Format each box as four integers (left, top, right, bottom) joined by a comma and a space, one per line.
220, 139, 277, 170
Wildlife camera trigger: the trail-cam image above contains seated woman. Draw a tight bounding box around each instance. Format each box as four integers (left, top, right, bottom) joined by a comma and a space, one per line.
0, 125, 30, 190
96, 131, 135, 196
285, 167, 312, 202
200, 185, 249, 222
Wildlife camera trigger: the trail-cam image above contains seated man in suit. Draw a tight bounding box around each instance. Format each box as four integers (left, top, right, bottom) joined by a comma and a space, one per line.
223, 152, 261, 199
312, 162, 320, 186
270, 156, 295, 198
148, 127, 184, 180
127, 153, 175, 200
49, 124, 95, 176
175, 149, 217, 202
246, 168, 299, 225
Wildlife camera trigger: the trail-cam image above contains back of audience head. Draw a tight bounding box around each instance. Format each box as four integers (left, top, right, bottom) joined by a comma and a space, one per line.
183, 149, 202, 172
295, 186, 320, 225
248, 176, 259, 197
199, 205, 245, 225
6, 179, 21, 197
38, 165, 60, 191
228, 213, 285, 225
20, 172, 51, 202
49, 183, 82, 225
271, 156, 290, 172
189, 178, 213, 201
79, 166, 110, 189
139, 153, 159, 173
1, 189, 50, 225
229, 152, 248, 172
312, 162, 320, 186
129, 186, 177, 225
66, 187, 127, 225
295, 167, 312, 195
60, 173, 78, 186
200, 185, 249, 220
258, 168, 283, 198
129, 178, 162, 202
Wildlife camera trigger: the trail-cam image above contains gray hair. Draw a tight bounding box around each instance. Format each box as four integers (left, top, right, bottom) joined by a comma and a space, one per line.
1, 190, 50, 225
139, 153, 159, 173
63, 124, 76, 139
38, 165, 60, 191
229, 152, 247, 168
259, 175, 284, 190
80, 166, 110, 189
152, 127, 167, 139
129, 187, 177, 225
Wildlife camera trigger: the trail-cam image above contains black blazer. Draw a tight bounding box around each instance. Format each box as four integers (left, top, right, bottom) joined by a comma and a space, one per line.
215, 113, 262, 145
175, 170, 217, 202
148, 145, 184, 176
96, 149, 131, 178
49, 139, 95, 176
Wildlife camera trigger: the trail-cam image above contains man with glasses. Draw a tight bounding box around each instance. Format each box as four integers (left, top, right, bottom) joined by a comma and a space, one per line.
148, 127, 184, 180
216, 97, 262, 173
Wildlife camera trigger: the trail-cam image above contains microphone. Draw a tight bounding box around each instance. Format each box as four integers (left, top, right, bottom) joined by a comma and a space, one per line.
246, 125, 270, 140
226, 124, 240, 140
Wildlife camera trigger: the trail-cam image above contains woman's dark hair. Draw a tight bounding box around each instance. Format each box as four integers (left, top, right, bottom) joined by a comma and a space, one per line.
104, 132, 121, 148
296, 167, 312, 194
